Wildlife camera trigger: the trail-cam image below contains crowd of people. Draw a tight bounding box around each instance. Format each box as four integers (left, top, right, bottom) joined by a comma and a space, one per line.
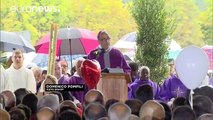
0, 30, 213, 120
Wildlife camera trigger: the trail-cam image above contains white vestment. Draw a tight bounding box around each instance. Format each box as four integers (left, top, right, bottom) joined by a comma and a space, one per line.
5, 64, 36, 93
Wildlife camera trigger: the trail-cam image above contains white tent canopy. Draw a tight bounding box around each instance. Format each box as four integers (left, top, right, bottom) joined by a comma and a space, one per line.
113, 32, 136, 49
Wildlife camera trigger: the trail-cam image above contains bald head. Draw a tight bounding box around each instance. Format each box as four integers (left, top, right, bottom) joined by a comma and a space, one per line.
0, 109, 10, 120
75, 58, 85, 76
37, 107, 55, 120
129, 114, 140, 120
59, 100, 77, 113
84, 89, 104, 106
198, 113, 213, 120
84, 103, 107, 120
139, 100, 165, 120
108, 102, 131, 120
1, 90, 16, 111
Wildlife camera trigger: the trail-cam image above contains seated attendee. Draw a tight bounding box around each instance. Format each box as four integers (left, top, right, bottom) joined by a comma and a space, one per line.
129, 66, 160, 100
159, 74, 188, 102
50, 91, 64, 103
60, 91, 74, 101
59, 100, 78, 114
9, 108, 26, 120
193, 95, 213, 118
172, 106, 196, 120
129, 114, 140, 120
88, 30, 131, 73
37, 94, 59, 113
97, 117, 109, 120
14, 88, 30, 105
58, 109, 81, 120
193, 86, 213, 102
159, 101, 172, 120
84, 103, 107, 120
0, 108, 10, 120
37, 107, 55, 120
105, 99, 119, 112
16, 104, 32, 120
171, 97, 187, 110
67, 58, 89, 103
197, 113, 213, 120
135, 84, 154, 103
84, 89, 104, 107
0, 90, 16, 111
108, 102, 131, 120
125, 99, 143, 117
139, 100, 165, 120
21, 93, 38, 120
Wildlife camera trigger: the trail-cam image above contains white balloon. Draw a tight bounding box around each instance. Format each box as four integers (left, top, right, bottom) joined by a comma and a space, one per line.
175, 45, 209, 89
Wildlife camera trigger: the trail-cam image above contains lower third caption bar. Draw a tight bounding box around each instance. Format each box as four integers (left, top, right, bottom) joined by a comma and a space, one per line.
45, 84, 84, 91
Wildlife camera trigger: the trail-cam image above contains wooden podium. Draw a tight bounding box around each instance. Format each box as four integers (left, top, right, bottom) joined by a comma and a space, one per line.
97, 73, 131, 103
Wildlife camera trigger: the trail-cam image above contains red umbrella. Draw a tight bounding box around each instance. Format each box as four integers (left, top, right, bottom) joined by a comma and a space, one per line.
35, 28, 99, 56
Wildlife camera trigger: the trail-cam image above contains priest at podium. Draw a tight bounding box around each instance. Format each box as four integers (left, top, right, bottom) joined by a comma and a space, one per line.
88, 30, 131, 74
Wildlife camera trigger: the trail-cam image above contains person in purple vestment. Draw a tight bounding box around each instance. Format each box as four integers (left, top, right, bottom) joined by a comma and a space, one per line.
67, 58, 89, 103
128, 66, 160, 100
159, 74, 189, 102
87, 30, 131, 74
54, 61, 69, 84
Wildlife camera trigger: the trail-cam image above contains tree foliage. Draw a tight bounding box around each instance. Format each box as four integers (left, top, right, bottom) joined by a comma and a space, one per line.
131, 0, 174, 83
198, 0, 213, 45
165, 0, 206, 47
1, 0, 136, 46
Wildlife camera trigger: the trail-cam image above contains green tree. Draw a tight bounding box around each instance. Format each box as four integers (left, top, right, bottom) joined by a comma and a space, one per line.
198, 0, 213, 45
131, 0, 174, 83
165, 0, 205, 47
1, 0, 136, 46
70, 0, 136, 44
1, 0, 77, 45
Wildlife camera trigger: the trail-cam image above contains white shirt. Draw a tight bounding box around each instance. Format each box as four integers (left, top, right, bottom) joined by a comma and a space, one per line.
0, 65, 9, 92
5, 64, 36, 93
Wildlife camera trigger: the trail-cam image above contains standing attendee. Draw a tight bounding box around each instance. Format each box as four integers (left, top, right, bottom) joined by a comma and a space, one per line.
88, 30, 131, 73
128, 62, 139, 83
0, 65, 8, 92
128, 66, 160, 100
5, 49, 36, 93
159, 74, 188, 103
54, 61, 69, 84
59, 60, 71, 77
32, 67, 43, 92
41, 70, 47, 81
67, 58, 89, 103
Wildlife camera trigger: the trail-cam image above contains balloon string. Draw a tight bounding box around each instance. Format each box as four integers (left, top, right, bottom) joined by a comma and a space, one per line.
189, 89, 194, 110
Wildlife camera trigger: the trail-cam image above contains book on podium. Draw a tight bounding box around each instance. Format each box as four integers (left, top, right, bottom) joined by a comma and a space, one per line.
97, 73, 131, 103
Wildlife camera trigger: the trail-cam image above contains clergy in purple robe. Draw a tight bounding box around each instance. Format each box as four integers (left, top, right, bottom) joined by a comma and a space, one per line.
67, 59, 89, 103
87, 30, 131, 74
128, 66, 160, 100
159, 74, 188, 102
54, 61, 69, 84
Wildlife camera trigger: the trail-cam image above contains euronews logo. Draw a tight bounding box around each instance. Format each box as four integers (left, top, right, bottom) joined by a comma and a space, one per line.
10, 6, 60, 13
